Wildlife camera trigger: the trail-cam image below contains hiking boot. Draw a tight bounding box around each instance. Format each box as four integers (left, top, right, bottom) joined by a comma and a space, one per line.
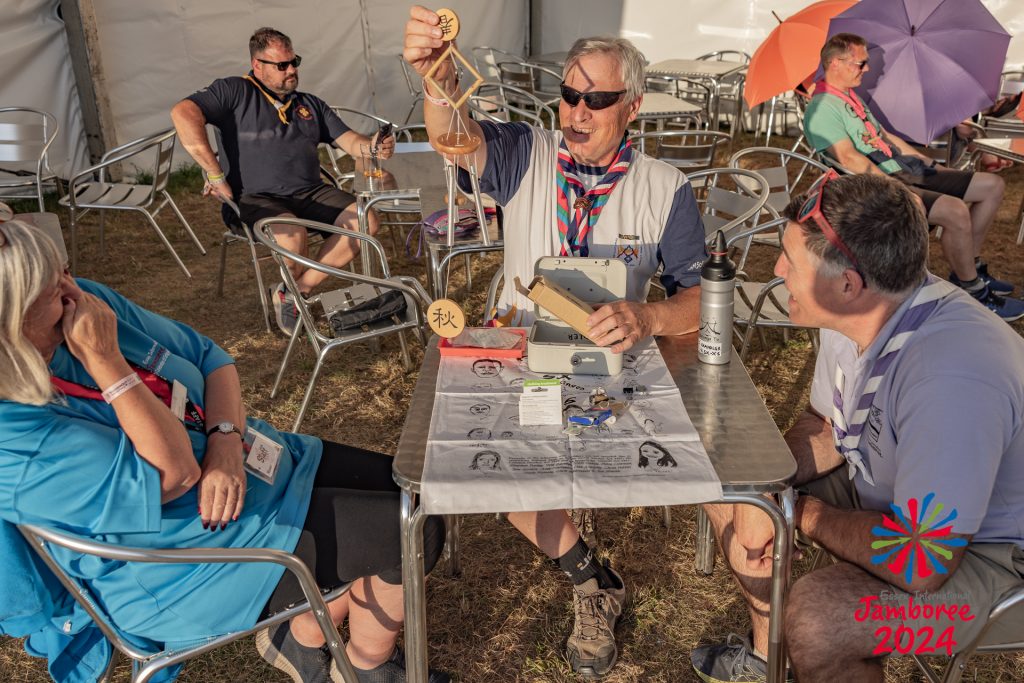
336, 646, 451, 683
951, 267, 1014, 296
256, 622, 333, 683
969, 285, 1024, 322
271, 282, 300, 336
691, 633, 793, 683
566, 563, 626, 679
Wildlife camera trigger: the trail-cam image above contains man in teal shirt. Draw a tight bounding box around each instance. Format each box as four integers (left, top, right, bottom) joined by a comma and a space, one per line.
804, 32, 1023, 321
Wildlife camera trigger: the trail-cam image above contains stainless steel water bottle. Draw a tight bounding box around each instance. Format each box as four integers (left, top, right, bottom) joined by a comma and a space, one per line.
697, 230, 737, 365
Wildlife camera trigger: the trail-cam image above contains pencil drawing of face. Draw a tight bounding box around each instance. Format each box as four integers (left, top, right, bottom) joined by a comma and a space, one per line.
638, 440, 676, 468
467, 427, 492, 440
472, 358, 502, 378
469, 403, 490, 417
470, 450, 502, 471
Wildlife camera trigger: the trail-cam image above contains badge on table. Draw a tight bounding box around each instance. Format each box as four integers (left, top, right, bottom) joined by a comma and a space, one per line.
427, 298, 466, 338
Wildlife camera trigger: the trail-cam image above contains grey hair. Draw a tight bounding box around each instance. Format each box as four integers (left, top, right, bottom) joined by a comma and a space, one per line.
783, 174, 928, 297
0, 220, 64, 405
249, 27, 292, 58
563, 36, 646, 103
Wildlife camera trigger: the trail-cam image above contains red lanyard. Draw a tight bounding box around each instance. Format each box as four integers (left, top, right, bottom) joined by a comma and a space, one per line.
51, 365, 206, 431
814, 79, 893, 158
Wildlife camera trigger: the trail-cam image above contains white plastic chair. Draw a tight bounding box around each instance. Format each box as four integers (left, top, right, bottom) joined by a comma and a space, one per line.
59, 129, 206, 278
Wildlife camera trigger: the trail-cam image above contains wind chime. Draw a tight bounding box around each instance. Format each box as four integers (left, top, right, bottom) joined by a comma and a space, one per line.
422, 7, 490, 339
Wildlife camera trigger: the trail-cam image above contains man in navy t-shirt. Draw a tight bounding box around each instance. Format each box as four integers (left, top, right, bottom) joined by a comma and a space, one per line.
171, 27, 395, 335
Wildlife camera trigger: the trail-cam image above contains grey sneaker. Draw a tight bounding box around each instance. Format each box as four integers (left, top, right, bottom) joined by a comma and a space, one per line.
256, 622, 333, 683
690, 633, 793, 683
271, 282, 300, 335
335, 646, 451, 683
566, 564, 626, 679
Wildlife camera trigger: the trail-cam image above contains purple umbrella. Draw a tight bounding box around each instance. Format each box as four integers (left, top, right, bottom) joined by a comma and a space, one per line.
827, 0, 1010, 144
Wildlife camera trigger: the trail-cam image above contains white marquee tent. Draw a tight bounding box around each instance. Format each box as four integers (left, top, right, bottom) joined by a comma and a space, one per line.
3, 0, 1022, 178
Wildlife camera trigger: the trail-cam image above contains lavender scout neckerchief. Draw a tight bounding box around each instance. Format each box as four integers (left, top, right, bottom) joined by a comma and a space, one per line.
555, 135, 632, 257
831, 276, 956, 485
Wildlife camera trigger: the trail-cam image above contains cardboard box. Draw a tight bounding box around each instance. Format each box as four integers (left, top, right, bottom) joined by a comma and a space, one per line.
514, 275, 596, 341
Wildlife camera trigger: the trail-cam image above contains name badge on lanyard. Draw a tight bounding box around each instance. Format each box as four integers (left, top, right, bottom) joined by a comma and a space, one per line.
243, 428, 284, 484
614, 233, 642, 267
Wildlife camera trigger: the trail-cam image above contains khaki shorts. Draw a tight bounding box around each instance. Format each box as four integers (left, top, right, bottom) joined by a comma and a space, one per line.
802, 468, 1024, 651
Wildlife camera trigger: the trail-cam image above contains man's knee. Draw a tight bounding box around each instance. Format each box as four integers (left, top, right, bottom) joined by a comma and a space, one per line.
971, 171, 1005, 201
929, 196, 971, 232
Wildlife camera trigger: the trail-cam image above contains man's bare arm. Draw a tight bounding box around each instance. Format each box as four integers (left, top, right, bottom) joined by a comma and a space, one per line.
170, 100, 222, 175
828, 138, 886, 175
786, 409, 844, 486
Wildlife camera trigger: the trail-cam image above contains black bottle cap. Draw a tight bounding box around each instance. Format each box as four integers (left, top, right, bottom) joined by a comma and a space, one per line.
701, 230, 736, 282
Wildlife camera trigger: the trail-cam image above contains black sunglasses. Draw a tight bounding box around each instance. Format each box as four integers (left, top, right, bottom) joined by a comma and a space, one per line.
256, 55, 302, 71
560, 82, 627, 111
842, 57, 869, 71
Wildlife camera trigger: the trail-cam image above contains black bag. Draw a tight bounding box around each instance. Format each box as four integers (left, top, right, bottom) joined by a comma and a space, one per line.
327, 288, 408, 333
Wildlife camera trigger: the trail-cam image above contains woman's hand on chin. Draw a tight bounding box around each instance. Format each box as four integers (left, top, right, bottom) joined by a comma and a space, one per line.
61, 292, 124, 369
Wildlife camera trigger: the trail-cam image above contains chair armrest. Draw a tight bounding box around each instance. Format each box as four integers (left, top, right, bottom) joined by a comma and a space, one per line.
724, 215, 788, 248
99, 129, 175, 164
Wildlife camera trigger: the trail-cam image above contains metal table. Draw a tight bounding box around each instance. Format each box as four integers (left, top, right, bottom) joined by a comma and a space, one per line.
393, 333, 797, 682
351, 145, 501, 298
645, 59, 746, 129
637, 92, 704, 131
972, 138, 1024, 243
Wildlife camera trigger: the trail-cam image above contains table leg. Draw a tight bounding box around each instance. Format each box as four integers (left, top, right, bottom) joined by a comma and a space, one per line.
356, 197, 373, 277
726, 489, 795, 683
400, 488, 429, 683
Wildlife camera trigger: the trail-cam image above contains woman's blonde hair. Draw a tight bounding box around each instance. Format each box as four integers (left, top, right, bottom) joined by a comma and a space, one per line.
0, 220, 64, 405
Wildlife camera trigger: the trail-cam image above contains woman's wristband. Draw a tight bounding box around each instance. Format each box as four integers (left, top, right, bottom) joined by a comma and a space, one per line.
101, 372, 142, 403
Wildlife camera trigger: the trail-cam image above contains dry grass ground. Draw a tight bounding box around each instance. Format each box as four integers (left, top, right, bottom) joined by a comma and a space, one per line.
2, 133, 1023, 682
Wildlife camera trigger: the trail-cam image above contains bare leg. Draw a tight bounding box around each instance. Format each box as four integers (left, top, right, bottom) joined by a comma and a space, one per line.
506, 509, 581, 558
702, 502, 775, 655
288, 575, 405, 669
927, 195, 977, 281
269, 215, 308, 282
785, 562, 888, 682
960, 171, 1005, 254
295, 207, 382, 293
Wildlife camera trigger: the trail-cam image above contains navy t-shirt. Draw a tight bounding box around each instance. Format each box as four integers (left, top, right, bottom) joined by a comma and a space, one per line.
187, 74, 350, 196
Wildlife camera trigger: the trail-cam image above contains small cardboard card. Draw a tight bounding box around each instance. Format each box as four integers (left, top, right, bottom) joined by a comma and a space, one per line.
514, 275, 595, 341
518, 378, 563, 426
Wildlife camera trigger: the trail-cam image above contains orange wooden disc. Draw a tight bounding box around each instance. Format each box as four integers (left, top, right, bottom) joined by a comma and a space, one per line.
434, 8, 460, 42
427, 298, 466, 338
435, 132, 481, 155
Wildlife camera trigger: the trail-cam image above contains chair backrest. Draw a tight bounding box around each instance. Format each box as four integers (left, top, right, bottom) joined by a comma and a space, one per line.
80, 128, 176, 204
398, 55, 422, 97
469, 83, 557, 130
325, 107, 395, 178
472, 46, 525, 81
644, 75, 712, 114
497, 61, 562, 96
0, 107, 59, 210
728, 146, 829, 215
629, 130, 730, 172
17, 522, 359, 683
685, 167, 770, 243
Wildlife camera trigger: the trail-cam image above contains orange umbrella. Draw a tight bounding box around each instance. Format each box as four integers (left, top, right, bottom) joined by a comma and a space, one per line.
744, 0, 858, 108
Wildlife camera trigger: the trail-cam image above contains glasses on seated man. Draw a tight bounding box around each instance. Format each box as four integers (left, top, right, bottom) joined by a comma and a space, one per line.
256, 55, 302, 71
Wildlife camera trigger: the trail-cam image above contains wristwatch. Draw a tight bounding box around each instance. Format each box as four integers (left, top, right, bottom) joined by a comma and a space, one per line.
206, 421, 242, 438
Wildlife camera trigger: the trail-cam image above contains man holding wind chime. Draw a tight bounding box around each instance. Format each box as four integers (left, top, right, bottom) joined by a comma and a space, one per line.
404, 6, 707, 678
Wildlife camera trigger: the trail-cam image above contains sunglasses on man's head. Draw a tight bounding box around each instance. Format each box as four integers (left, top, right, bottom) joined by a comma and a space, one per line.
257, 55, 302, 71
797, 169, 866, 284
560, 83, 626, 111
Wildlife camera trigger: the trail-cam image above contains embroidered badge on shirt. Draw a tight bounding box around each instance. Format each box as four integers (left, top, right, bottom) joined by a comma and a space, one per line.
295, 104, 313, 121
614, 233, 641, 267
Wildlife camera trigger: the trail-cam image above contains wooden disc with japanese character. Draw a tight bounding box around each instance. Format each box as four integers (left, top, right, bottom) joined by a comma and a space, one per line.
427, 298, 466, 338
435, 8, 460, 42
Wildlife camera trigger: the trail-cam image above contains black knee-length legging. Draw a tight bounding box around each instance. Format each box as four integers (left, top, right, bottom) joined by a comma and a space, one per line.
261, 441, 445, 616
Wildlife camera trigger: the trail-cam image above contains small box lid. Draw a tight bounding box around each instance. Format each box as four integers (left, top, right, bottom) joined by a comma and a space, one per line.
531, 257, 627, 322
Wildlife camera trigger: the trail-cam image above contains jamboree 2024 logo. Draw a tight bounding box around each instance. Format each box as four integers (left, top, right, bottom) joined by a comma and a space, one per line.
856, 493, 974, 656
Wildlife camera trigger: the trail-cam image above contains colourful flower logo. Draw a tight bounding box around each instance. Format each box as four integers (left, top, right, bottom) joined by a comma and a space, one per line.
870, 492, 968, 585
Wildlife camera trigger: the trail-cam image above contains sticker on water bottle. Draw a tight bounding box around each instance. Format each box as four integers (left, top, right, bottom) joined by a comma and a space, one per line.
698, 314, 725, 359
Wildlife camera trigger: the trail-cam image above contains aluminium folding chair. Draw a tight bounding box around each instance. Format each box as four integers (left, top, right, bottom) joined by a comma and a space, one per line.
17, 523, 359, 683
254, 217, 431, 431
0, 107, 60, 211
58, 129, 206, 278
910, 582, 1024, 683
469, 83, 558, 130
496, 61, 562, 108
628, 129, 731, 173
471, 46, 525, 82
696, 51, 750, 135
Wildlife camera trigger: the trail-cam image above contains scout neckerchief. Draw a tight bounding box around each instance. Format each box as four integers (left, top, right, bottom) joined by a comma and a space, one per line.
51, 364, 207, 433
244, 73, 293, 126
555, 135, 632, 257
813, 79, 893, 158
831, 276, 954, 485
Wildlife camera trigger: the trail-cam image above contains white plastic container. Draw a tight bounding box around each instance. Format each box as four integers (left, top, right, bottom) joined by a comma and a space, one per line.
526, 256, 627, 376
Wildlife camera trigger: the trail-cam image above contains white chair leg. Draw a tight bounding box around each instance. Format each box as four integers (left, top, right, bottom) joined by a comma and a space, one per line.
163, 191, 207, 254
292, 349, 328, 432
141, 211, 192, 278
271, 319, 305, 398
